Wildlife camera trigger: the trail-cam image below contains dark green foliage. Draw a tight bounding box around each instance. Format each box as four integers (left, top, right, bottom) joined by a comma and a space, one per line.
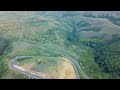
66, 21, 81, 45
0, 38, 9, 56
67, 31, 79, 44
0, 38, 11, 78
81, 34, 120, 78
0, 57, 6, 77
0, 55, 9, 78
76, 21, 91, 28
15, 73, 31, 79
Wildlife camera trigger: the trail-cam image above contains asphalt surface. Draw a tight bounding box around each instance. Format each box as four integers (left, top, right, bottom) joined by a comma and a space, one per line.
9, 28, 90, 79
11, 41, 90, 79
29, 43, 90, 79
8, 56, 42, 79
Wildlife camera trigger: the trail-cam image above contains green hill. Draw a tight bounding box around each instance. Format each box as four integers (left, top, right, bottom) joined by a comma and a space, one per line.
0, 11, 120, 79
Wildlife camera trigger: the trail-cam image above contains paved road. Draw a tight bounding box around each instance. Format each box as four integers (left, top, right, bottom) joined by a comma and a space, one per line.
9, 27, 89, 79
64, 54, 90, 79
9, 55, 81, 79
24, 42, 90, 79
8, 56, 42, 79
66, 59, 80, 79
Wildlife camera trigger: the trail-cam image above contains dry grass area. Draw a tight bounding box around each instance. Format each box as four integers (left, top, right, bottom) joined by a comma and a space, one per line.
0, 20, 22, 31
14, 57, 77, 79
56, 57, 77, 79
20, 63, 51, 79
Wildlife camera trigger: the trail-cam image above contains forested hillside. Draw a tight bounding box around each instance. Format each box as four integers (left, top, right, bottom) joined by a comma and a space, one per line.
0, 11, 120, 79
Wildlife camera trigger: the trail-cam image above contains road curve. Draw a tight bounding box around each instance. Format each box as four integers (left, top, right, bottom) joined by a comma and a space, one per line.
8, 56, 42, 79
8, 42, 90, 79
9, 55, 80, 79
29, 43, 90, 79
64, 54, 90, 79
25, 43, 82, 79
66, 59, 80, 79
12, 19, 90, 79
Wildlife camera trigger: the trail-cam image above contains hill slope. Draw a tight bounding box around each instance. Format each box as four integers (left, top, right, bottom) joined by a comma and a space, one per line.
0, 11, 120, 79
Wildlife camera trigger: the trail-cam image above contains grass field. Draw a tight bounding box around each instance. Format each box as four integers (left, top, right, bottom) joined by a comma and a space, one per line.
14, 56, 77, 79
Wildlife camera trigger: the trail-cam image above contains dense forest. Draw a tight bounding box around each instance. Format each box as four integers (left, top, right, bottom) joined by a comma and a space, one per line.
80, 34, 120, 78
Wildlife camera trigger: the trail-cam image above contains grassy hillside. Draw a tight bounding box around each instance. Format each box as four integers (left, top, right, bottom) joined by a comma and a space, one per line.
0, 11, 120, 79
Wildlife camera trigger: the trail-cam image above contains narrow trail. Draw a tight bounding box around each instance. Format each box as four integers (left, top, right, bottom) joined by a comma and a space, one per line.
17, 24, 26, 43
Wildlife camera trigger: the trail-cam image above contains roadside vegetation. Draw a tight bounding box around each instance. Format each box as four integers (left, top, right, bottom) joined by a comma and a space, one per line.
0, 11, 120, 79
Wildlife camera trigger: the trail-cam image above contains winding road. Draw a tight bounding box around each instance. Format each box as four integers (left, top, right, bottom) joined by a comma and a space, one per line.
27, 42, 90, 79
8, 56, 42, 79
8, 23, 90, 79
8, 55, 81, 79
8, 42, 90, 79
